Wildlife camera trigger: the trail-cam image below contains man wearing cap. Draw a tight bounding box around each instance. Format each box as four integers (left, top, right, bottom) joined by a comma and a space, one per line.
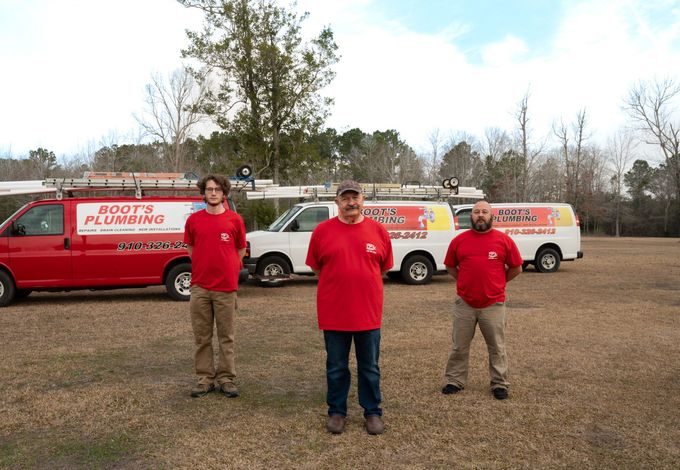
306, 180, 393, 435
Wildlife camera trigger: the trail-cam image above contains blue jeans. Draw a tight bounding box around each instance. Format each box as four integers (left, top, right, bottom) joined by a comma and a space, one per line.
323, 329, 382, 418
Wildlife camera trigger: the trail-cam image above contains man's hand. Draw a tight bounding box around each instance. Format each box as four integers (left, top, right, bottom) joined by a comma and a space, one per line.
506, 265, 522, 282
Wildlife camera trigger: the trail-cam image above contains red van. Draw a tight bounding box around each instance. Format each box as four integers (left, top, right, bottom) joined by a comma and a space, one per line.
0, 195, 244, 306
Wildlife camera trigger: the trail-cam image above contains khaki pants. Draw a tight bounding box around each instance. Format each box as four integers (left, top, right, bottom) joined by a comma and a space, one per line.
190, 285, 237, 386
444, 298, 509, 390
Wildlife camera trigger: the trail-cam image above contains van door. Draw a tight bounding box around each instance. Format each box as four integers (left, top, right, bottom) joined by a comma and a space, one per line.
286, 205, 330, 272
7, 201, 73, 288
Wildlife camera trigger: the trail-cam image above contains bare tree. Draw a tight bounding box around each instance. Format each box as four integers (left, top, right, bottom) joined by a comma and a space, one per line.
513, 90, 544, 201
136, 68, 209, 172
553, 108, 590, 211
624, 78, 680, 235
553, 117, 570, 198
571, 108, 590, 212
607, 130, 637, 236
427, 128, 441, 185
481, 127, 512, 162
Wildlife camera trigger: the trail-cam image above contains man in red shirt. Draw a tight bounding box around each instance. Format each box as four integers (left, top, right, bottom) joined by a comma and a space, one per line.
306, 180, 393, 435
442, 200, 522, 400
184, 175, 246, 398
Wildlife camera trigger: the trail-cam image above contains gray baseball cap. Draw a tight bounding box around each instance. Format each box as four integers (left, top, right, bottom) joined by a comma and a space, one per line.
336, 180, 363, 196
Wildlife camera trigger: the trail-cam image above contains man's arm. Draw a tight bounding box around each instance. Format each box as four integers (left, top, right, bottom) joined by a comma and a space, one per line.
446, 266, 458, 280
186, 246, 193, 258
506, 265, 521, 282
238, 248, 246, 259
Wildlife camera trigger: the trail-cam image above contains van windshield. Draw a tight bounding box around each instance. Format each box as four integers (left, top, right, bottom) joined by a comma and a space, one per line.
268, 206, 302, 231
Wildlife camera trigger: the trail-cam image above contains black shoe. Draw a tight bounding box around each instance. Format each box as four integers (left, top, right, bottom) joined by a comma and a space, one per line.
442, 384, 461, 395
492, 388, 508, 400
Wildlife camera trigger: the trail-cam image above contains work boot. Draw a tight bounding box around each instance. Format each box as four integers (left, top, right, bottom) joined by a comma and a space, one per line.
442, 384, 461, 395
190, 382, 215, 398
219, 382, 239, 398
492, 388, 509, 400
326, 415, 346, 434
365, 415, 384, 435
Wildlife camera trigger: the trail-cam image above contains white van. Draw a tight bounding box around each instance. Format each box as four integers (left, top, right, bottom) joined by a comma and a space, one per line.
451, 203, 583, 273
243, 201, 583, 285
244, 201, 456, 285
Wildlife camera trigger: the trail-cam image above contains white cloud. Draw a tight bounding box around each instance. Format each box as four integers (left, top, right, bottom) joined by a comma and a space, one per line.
2, 0, 680, 159
480, 36, 529, 67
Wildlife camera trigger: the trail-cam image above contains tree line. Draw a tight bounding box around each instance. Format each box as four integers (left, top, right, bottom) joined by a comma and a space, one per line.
1, 0, 679, 237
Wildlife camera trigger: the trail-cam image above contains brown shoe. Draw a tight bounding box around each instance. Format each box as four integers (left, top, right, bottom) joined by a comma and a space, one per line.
190, 382, 215, 398
365, 415, 384, 435
326, 414, 346, 434
219, 382, 239, 398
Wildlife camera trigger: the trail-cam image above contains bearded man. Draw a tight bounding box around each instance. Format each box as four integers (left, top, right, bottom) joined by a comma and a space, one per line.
441, 200, 523, 400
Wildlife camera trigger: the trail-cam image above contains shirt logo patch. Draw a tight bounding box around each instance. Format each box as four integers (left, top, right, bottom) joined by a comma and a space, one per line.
366, 243, 377, 254
488, 251, 498, 260
221, 233, 230, 242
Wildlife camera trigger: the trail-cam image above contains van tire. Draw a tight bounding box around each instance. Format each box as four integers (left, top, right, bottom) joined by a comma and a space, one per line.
535, 248, 560, 273
166, 263, 192, 301
401, 255, 433, 285
0, 271, 16, 307
256, 256, 290, 287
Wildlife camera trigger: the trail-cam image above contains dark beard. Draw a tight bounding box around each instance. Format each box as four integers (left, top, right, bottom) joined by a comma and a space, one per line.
472, 219, 492, 232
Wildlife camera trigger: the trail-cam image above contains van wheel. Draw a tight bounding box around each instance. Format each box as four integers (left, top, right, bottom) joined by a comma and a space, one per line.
0, 271, 17, 307
401, 255, 433, 285
256, 256, 290, 287
166, 263, 192, 301
535, 248, 560, 273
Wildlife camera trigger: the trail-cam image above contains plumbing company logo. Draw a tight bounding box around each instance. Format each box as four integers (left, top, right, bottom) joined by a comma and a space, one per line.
488, 251, 498, 260
77, 202, 195, 235
221, 233, 231, 242
366, 243, 377, 254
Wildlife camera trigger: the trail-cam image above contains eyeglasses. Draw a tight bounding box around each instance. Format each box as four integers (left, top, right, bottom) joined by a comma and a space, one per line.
205, 187, 223, 193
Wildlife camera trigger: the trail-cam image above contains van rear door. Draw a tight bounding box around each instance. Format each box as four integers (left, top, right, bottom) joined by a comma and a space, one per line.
7, 201, 73, 288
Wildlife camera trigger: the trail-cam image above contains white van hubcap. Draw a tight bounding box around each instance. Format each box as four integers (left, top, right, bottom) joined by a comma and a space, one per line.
410, 262, 428, 281
175, 273, 191, 296
542, 254, 556, 270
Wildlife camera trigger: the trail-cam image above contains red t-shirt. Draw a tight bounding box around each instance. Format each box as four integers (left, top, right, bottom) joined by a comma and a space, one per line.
184, 209, 246, 292
306, 217, 394, 331
444, 229, 522, 308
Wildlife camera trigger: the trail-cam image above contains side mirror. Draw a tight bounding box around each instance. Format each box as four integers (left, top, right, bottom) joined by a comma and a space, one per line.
12, 221, 25, 236
289, 219, 300, 232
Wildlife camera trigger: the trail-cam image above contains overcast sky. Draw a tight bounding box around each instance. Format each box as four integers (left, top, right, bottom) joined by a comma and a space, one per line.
1, 0, 679, 160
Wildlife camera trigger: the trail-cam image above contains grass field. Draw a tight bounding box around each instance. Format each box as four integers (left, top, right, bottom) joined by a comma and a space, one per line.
0, 237, 679, 469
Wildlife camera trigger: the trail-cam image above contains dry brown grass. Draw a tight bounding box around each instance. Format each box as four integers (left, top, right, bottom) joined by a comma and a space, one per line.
0, 237, 679, 469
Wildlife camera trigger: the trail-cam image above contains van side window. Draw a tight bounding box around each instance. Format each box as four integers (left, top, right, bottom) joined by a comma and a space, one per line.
289, 207, 329, 232
14, 205, 64, 236
456, 210, 471, 229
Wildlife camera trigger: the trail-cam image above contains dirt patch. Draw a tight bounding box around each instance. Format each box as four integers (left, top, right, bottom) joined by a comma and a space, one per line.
0, 237, 679, 469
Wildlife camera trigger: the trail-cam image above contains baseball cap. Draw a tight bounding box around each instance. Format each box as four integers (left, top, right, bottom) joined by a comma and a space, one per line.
336, 180, 363, 196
